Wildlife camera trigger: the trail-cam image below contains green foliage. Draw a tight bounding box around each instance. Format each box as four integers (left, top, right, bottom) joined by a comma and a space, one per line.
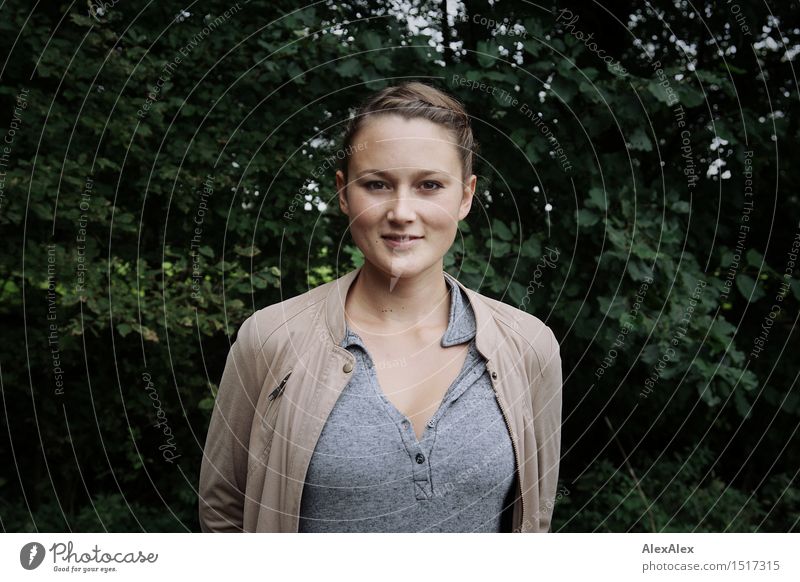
559, 445, 798, 532
0, 0, 796, 532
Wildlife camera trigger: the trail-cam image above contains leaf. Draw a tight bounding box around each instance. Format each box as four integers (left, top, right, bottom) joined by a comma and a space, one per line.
524, 142, 541, 163
710, 316, 737, 340
251, 272, 269, 289
133, 324, 160, 343
597, 295, 624, 319
586, 187, 606, 210
607, 62, 628, 78
508, 281, 527, 305
735, 274, 764, 302
627, 261, 653, 282
522, 39, 541, 57
344, 244, 364, 267
373, 55, 392, 71
578, 208, 599, 227
628, 127, 653, 151
550, 75, 576, 104
492, 219, 513, 241
335, 60, 361, 78
676, 84, 705, 107
362, 31, 383, 52
672, 200, 690, 213
491, 240, 511, 257
746, 248, 764, 267
476, 40, 496, 68
631, 237, 658, 260
698, 383, 721, 407
648, 77, 706, 107
234, 245, 261, 257
520, 236, 541, 258
648, 79, 673, 104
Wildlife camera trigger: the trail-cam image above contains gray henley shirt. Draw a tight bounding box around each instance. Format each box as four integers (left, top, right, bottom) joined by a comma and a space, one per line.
298, 272, 517, 532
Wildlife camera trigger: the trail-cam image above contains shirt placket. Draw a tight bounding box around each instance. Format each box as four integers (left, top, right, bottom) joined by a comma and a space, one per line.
387, 343, 485, 501
342, 276, 482, 504
358, 347, 434, 500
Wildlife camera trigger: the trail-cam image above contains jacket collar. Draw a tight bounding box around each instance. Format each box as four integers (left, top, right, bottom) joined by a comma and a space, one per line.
324, 264, 501, 362
339, 271, 476, 350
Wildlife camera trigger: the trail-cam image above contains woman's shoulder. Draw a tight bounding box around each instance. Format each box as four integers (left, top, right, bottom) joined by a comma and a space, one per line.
461, 282, 559, 373
462, 282, 555, 338
233, 276, 337, 350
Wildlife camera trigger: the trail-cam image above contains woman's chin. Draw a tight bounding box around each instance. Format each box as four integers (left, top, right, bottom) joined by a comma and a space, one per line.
364, 253, 432, 280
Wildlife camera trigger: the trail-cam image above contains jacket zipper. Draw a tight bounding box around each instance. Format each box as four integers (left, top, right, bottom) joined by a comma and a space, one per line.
489, 362, 525, 532
268, 370, 292, 401
262, 370, 292, 461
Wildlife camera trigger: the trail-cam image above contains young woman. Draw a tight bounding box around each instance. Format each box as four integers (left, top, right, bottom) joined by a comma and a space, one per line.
199, 81, 563, 533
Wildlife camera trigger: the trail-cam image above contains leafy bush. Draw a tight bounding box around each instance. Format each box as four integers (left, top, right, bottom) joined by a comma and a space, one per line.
0, 0, 796, 532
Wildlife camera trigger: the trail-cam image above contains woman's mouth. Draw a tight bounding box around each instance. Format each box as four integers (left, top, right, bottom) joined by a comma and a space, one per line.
381, 234, 423, 249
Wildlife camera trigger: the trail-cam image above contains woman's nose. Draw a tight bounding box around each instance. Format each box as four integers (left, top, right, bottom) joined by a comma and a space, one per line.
386, 189, 416, 222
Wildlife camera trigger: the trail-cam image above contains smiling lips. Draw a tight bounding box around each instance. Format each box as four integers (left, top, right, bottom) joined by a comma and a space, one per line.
381, 234, 423, 248
382, 234, 423, 241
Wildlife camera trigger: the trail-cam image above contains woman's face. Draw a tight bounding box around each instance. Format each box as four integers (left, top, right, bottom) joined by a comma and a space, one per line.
336, 114, 477, 279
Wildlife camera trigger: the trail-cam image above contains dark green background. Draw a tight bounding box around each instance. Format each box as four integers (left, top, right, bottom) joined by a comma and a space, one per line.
1, 0, 797, 531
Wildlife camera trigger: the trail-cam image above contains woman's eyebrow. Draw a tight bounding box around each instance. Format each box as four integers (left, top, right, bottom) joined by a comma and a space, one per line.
354, 169, 451, 179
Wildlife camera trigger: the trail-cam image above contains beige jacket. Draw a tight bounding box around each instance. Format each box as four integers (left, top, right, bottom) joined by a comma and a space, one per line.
198, 265, 563, 532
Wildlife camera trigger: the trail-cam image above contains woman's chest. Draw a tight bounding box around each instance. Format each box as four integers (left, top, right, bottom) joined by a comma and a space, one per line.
362, 334, 470, 439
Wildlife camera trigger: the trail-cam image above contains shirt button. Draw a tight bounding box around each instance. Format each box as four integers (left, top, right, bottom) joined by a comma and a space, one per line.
491, 371, 498, 379
426, 418, 435, 428
343, 361, 354, 373
402, 420, 410, 429
415, 453, 425, 464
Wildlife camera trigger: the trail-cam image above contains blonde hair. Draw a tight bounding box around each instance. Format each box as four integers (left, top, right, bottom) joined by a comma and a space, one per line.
337, 81, 478, 183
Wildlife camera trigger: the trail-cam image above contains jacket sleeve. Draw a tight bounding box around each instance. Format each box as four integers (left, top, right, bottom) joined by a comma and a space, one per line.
534, 326, 563, 532
198, 315, 264, 532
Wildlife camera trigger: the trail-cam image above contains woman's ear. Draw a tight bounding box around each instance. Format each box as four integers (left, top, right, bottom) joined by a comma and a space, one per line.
336, 170, 349, 216
458, 173, 477, 221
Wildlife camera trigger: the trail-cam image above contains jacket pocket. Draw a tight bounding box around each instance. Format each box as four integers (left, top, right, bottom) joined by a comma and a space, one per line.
260, 369, 292, 462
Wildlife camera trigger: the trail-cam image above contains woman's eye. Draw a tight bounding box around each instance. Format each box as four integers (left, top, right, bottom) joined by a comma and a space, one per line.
421, 181, 443, 190
362, 180, 441, 191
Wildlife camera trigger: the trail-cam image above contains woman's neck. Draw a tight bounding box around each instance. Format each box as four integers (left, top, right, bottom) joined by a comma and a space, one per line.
345, 260, 450, 333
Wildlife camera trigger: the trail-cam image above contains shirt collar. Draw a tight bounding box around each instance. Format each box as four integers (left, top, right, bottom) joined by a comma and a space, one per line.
341, 272, 477, 349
